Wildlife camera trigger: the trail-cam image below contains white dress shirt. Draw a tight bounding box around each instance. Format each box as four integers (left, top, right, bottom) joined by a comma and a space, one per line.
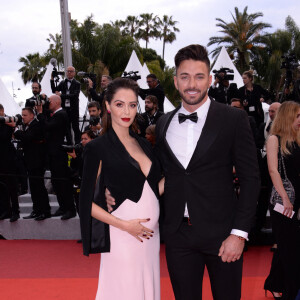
166, 98, 248, 240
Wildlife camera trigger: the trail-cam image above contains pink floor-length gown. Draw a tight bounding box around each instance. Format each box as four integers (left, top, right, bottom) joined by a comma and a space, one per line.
95, 180, 160, 300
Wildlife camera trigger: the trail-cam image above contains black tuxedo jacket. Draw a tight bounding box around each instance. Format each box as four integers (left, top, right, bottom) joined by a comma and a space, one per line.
14, 119, 46, 170
139, 84, 165, 112
155, 100, 260, 252
37, 109, 70, 156
79, 128, 161, 256
50, 79, 80, 114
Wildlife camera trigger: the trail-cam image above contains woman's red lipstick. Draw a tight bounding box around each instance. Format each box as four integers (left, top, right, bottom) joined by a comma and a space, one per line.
121, 118, 130, 122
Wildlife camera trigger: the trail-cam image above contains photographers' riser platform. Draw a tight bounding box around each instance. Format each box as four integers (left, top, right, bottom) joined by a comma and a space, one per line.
0, 193, 80, 240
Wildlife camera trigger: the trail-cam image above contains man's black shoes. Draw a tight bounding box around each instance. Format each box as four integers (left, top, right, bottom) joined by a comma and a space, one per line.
61, 211, 76, 220
23, 211, 39, 219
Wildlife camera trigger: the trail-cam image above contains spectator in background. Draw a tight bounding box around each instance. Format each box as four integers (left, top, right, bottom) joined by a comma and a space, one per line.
139, 74, 165, 112
51, 66, 81, 144
252, 102, 281, 242
238, 70, 269, 127
145, 125, 156, 146
0, 104, 19, 222
25, 82, 48, 112
14, 108, 51, 221
87, 75, 112, 108
264, 101, 300, 300
231, 98, 257, 138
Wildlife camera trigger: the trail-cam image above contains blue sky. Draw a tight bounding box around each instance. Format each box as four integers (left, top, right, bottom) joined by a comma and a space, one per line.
0, 0, 299, 104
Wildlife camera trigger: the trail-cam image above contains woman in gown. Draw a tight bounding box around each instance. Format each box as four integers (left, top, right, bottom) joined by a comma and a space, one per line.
79, 78, 163, 300
264, 101, 300, 300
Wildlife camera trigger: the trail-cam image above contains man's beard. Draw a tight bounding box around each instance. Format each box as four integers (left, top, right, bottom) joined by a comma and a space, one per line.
179, 88, 207, 106
33, 92, 39, 96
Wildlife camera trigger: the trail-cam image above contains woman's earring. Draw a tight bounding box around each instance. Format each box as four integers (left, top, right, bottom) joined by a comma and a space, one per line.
107, 110, 111, 114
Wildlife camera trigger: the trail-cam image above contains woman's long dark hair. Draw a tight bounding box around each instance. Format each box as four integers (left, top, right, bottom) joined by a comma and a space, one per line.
101, 78, 140, 135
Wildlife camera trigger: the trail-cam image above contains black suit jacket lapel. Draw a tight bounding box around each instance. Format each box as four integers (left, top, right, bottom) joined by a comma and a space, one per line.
188, 100, 224, 167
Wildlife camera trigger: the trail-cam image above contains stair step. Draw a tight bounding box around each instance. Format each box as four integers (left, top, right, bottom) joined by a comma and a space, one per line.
0, 214, 80, 240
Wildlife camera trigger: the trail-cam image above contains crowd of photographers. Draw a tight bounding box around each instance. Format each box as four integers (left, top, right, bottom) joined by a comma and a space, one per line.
0, 66, 165, 223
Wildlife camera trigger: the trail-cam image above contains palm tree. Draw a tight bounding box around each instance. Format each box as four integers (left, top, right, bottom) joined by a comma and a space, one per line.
136, 13, 160, 49
18, 53, 46, 84
122, 15, 140, 39
45, 33, 63, 67
207, 6, 271, 71
158, 15, 179, 60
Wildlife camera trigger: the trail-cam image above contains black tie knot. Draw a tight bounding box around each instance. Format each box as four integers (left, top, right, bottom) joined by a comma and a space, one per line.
178, 112, 198, 124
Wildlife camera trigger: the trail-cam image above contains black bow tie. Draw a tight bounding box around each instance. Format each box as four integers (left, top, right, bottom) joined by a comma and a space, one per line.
66, 79, 71, 83
178, 112, 198, 124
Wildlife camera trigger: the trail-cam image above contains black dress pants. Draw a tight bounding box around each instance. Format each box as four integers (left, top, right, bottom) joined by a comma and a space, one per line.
270, 209, 300, 300
165, 222, 243, 300
28, 168, 50, 214
0, 171, 19, 215
48, 153, 75, 213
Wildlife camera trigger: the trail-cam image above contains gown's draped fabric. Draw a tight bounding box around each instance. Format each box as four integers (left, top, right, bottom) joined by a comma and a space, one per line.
96, 181, 160, 300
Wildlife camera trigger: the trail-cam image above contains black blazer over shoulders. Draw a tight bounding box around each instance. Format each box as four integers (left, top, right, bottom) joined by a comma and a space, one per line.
155, 100, 260, 253
79, 128, 161, 256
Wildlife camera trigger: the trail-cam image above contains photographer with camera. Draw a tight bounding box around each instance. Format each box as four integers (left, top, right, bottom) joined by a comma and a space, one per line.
50, 66, 81, 144
25, 82, 49, 112
86, 75, 112, 108
138, 95, 164, 137
84, 101, 102, 136
65, 130, 96, 213
139, 74, 165, 112
36, 95, 76, 220
13, 107, 51, 220
238, 70, 270, 127
0, 104, 20, 222
208, 68, 238, 104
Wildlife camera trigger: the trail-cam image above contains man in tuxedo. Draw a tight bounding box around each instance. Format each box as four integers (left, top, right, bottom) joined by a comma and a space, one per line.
139, 74, 165, 112
36, 95, 76, 220
50, 66, 81, 144
14, 108, 51, 220
87, 75, 112, 108
139, 95, 164, 136
154, 44, 260, 300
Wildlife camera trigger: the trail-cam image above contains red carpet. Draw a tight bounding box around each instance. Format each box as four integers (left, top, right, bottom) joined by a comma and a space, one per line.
0, 241, 273, 299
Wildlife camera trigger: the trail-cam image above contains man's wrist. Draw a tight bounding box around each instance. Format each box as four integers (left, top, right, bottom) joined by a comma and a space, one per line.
231, 234, 246, 241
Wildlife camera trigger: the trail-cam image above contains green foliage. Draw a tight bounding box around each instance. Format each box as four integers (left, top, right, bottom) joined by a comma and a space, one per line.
207, 6, 271, 72
18, 53, 47, 84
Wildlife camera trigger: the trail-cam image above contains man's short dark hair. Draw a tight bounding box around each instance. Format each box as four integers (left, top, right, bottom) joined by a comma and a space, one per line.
0, 103, 4, 110
32, 81, 41, 89
175, 44, 210, 71
231, 98, 243, 107
22, 107, 35, 114
146, 74, 158, 81
88, 101, 101, 110
145, 95, 158, 107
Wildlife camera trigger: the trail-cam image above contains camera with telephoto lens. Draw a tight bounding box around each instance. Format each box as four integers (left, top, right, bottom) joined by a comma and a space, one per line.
61, 143, 83, 155
28, 94, 49, 107
213, 68, 234, 82
78, 72, 97, 88
0, 114, 22, 125
122, 71, 141, 81
89, 116, 100, 126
